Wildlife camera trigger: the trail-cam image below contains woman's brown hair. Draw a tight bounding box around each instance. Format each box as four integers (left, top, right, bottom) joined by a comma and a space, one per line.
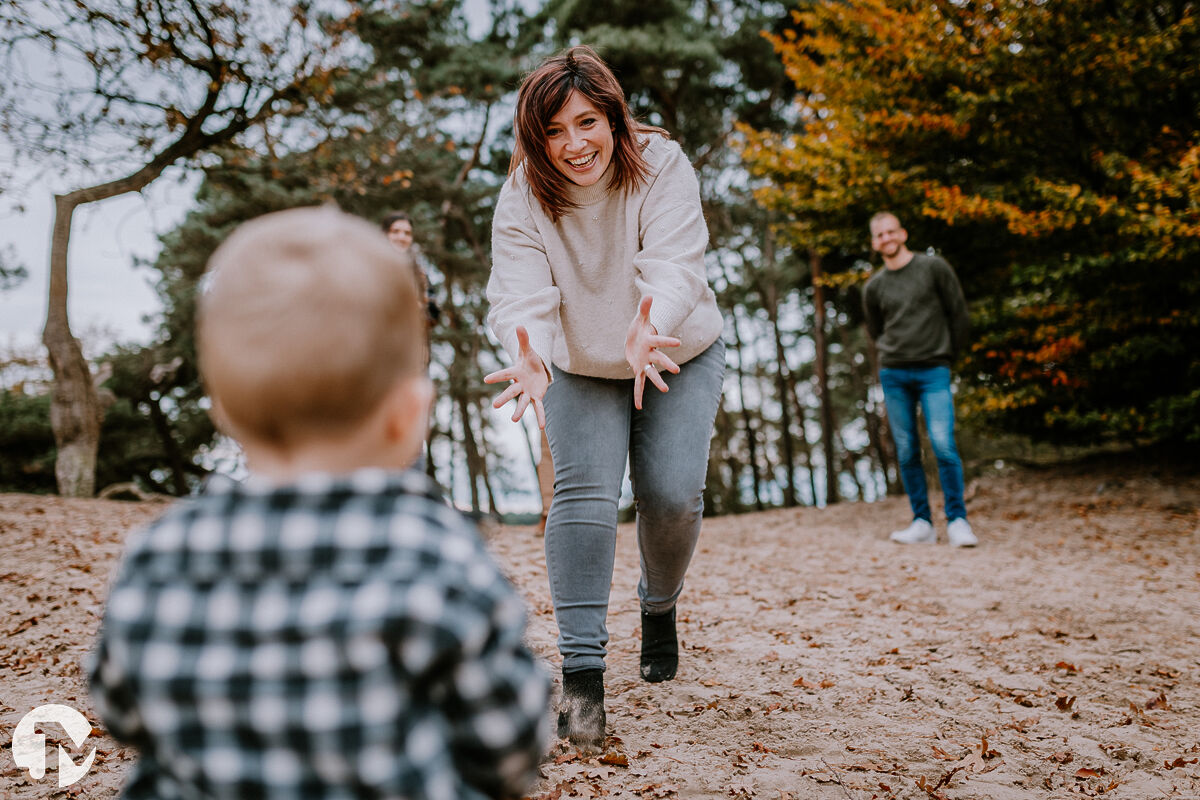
510, 45, 667, 222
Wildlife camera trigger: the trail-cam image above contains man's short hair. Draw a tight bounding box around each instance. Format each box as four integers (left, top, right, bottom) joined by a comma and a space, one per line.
869, 211, 902, 229
198, 206, 423, 449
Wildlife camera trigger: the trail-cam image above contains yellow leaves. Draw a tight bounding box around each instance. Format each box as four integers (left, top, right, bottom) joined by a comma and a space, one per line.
380, 169, 412, 188
861, 109, 970, 139
921, 183, 1063, 237
814, 269, 869, 290
978, 393, 1039, 413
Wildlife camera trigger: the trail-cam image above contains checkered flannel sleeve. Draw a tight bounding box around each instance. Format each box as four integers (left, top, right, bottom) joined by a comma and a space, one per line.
88, 470, 552, 800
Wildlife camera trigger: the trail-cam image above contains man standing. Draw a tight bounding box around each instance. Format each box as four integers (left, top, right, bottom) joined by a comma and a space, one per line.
863, 212, 977, 547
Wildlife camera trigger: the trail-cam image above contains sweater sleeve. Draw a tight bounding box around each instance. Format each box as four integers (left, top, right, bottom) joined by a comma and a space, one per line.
632, 139, 712, 337
931, 257, 970, 355
486, 178, 560, 371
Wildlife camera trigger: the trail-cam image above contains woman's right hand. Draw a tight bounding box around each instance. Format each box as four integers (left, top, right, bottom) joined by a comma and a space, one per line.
484, 325, 550, 429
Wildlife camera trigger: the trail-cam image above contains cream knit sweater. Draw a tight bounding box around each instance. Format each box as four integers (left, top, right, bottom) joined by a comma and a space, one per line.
487, 134, 724, 380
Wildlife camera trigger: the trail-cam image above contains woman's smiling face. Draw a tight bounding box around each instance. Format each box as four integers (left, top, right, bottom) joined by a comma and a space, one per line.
545, 90, 613, 187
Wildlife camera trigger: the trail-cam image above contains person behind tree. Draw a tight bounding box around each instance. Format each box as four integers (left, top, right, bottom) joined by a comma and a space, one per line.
381, 210, 443, 477
484, 45, 725, 752
863, 211, 978, 548
381, 210, 440, 328
90, 206, 551, 800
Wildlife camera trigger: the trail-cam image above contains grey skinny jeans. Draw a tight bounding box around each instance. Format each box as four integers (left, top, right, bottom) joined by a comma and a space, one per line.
542, 339, 725, 673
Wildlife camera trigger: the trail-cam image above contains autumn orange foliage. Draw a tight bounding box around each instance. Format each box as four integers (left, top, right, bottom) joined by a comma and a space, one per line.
742, 0, 1200, 444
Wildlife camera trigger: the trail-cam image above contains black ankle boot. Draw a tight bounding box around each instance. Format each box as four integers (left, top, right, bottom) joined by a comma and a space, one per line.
557, 668, 605, 752
640, 607, 678, 683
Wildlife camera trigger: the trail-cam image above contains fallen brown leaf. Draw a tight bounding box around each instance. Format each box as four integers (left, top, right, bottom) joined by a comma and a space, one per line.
1146, 692, 1170, 711
960, 735, 1002, 774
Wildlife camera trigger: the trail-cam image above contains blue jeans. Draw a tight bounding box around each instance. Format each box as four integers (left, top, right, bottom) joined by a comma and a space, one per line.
543, 340, 725, 673
879, 365, 967, 523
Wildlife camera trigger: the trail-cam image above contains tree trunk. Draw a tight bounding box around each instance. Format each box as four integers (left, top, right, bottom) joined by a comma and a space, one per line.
760, 231, 798, 508
474, 396, 499, 515
810, 250, 840, 505
456, 393, 483, 513
146, 393, 191, 496
836, 428, 865, 500
865, 334, 902, 495
765, 303, 798, 507
43, 194, 102, 497
786, 376, 819, 505
716, 255, 764, 511
729, 305, 764, 511
851, 341, 898, 497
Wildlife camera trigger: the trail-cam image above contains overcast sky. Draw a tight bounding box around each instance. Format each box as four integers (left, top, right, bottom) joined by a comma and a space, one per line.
0, 170, 197, 352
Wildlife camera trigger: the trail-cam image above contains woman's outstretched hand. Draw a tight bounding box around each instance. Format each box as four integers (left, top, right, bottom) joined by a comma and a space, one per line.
626, 296, 681, 410
484, 326, 550, 429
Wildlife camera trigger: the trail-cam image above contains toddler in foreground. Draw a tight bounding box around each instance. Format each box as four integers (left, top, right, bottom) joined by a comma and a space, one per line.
89, 206, 551, 799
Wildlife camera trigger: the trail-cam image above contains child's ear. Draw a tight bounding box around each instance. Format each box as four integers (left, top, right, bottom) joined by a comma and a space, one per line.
383, 374, 433, 454
207, 396, 235, 437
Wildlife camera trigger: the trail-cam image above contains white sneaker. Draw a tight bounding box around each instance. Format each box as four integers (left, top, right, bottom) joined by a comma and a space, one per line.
947, 518, 978, 547
889, 518, 936, 544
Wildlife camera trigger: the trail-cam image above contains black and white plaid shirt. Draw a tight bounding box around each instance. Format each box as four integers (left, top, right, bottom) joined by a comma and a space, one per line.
89, 468, 551, 800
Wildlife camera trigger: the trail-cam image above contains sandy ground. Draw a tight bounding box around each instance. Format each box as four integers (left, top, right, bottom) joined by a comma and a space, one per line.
2, 461, 1199, 799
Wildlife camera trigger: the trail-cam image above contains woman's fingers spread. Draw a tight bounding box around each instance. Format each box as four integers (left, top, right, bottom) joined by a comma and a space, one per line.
654, 352, 681, 374
646, 368, 670, 394
648, 335, 681, 349
492, 381, 523, 408
633, 372, 645, 411
533, 397, 547, 430
512, 393, 530, 423
483, 368, 513, 384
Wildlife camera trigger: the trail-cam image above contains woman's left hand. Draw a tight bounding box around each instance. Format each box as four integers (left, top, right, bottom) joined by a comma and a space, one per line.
626, 296, 681, 410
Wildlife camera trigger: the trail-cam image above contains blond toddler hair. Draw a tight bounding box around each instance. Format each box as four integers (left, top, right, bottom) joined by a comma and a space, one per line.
198, 206, 425, 454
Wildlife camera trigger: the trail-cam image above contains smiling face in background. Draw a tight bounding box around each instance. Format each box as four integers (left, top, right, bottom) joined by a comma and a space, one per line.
386, 219, 414, 251
546, 91, 614, 187
869, 214, 908, 260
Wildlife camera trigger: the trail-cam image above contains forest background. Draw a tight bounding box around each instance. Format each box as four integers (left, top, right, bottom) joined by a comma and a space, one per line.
1, 0, 1197, 518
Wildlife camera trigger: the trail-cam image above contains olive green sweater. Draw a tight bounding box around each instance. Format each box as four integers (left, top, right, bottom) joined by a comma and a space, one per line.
862, 253, 969, 368
486, 135, 723, 380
